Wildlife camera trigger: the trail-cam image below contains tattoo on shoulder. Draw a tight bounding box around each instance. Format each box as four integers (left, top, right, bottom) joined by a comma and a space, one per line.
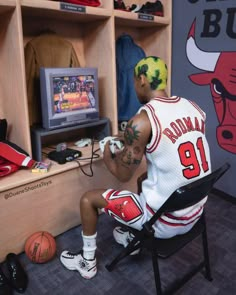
124, 120, 141, 145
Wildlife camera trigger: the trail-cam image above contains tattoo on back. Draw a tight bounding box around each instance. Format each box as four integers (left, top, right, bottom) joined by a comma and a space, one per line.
124, 120, 140, 145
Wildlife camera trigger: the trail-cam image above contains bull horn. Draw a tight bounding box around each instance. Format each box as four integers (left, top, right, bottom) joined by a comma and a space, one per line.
186, 19, 220, 71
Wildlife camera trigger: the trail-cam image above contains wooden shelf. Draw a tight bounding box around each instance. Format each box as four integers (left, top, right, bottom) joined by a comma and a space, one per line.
0, 0, 15, 4
0, 0, 16, 6
21, 0, 112, 23
0, 0, 16, 16
0, 0, 171, 262
114, 9, 170, 27
30, 118, 110, 161
0, 142, 102, 193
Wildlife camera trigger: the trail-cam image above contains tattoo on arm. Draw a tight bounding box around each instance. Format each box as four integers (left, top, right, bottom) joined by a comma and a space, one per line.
133, 146, 141, 154
124, 120, 140, 145
120, 147, 142, 167
117, 120, 143, 167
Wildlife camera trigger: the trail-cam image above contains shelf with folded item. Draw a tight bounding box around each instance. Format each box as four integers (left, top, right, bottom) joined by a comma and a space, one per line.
21, 0, 112, 23
114, 9, 170, 27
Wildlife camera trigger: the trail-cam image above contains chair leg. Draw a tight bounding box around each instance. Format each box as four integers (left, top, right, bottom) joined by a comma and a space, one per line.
151, 252, 163, 295
202, 224, 213, 281
106, 236, 141, 271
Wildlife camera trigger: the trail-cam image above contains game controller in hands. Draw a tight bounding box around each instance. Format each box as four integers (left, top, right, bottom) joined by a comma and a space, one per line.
99, 136, 124, 154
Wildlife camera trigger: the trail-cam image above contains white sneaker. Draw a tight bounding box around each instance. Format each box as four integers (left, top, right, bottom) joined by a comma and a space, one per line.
60, 250, 97, 279
113, 227, 140, 255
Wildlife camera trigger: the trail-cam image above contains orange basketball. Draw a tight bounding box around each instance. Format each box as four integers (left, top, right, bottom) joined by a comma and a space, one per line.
24, 231, 56, 263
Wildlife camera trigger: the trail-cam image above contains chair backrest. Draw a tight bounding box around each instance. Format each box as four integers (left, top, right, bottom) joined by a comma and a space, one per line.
147, 162, 230, 227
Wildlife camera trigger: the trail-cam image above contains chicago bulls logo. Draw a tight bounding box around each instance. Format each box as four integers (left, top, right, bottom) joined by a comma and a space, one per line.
186, 19, 236, 154
103, 190, 143, 224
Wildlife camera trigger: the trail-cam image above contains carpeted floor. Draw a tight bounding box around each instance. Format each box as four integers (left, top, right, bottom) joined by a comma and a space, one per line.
3, 193, 236, 295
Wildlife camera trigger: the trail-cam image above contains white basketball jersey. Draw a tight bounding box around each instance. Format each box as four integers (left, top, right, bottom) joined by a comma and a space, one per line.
138, 96, 211, 236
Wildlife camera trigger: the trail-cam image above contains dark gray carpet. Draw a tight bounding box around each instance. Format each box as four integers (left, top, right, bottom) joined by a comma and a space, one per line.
4, 193, 236, 295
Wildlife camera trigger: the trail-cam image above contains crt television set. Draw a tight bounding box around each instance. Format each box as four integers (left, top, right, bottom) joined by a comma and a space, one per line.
40, 67, 100, 130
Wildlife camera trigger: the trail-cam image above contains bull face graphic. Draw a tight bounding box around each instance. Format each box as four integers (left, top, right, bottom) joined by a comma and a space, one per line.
186, 19, 236, 154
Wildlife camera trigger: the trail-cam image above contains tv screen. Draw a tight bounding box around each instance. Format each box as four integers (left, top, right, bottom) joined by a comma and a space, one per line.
40, 67, 100, 130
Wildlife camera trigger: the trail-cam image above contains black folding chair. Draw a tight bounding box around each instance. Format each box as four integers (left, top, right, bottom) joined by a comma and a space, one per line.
106, 163, 230, 294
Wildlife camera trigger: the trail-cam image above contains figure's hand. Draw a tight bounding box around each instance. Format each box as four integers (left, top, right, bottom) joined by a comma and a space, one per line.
104, 140, 112, 156
103, 140, 115, 170
99, 136, 124, 154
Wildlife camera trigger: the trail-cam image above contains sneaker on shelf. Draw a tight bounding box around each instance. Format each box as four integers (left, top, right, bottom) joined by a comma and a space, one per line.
60, 250, 97, 279
136, 1, 164, 17
114, 0, 127, 11
113, 226, 140, 255
128, 4, 140, 13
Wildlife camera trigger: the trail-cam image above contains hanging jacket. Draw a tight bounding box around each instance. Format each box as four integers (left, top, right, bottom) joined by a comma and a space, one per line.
24, 32, 80, 126
116, 34, 146, 121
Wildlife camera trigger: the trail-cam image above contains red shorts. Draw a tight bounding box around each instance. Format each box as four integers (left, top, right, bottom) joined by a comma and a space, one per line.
101, 189, 204, 238
101, 189, 148, 230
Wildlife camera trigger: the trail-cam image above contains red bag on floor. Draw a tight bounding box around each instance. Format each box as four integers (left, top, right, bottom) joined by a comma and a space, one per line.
62, 0, 101, 7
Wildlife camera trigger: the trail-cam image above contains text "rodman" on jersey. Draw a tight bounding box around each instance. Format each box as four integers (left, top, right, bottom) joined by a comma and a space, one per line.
163, 117, 205, 144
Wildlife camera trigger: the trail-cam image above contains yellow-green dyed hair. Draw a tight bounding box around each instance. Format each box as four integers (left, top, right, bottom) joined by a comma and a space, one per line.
134, 56, 168, 90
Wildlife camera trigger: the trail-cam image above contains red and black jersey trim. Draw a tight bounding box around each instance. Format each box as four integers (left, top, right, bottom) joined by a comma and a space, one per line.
163, 206, 203, 221
188, 100, 206, 120
146, 202, 203, 227
151, 96, 181, 103
158, 214, 201, 227
145, 104, 161, 153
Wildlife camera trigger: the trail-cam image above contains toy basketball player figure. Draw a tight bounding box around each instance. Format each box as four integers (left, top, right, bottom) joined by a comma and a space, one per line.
60, 56, 212, 279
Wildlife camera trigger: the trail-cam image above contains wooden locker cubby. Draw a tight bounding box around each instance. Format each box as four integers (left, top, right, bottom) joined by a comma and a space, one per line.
0, 0, 171, 261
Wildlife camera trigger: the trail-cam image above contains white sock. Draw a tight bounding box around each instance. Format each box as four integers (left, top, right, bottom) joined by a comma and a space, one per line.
82, 232, 97, 260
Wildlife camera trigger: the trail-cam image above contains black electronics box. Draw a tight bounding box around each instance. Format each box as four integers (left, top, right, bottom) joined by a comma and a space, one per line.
48, 148, 81, 164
